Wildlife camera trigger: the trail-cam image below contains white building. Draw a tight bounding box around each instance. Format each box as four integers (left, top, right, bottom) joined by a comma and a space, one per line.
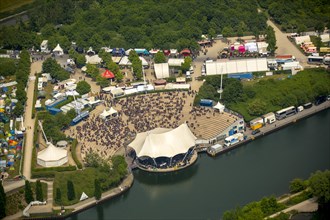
40, 40, 49, 53
154, 63, 170, 79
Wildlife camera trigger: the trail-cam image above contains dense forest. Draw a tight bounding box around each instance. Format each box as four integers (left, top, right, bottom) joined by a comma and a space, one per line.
0, 0, 267, 51
258, 0, 330, 32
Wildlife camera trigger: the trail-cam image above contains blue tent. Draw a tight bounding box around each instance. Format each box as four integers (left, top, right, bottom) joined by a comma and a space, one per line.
134, 48, 150, 55
112, 48, 125, 56
228, 73, 253, 80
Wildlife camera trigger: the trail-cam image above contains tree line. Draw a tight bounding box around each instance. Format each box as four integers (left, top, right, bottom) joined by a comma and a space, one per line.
258, 0, 330, 33
0, 0, 268, 51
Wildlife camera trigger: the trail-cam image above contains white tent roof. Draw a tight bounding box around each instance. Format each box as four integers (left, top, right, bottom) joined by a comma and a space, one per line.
154, 63, 169, 79
37, 143, 68, 162
206, 58, 268, 75
80, 192, 89, 201
213, 102, 225, 112
85, 55, 102, 64
320, 34, 330, 43
129, 123, 197, 158
109, 107, 117, 115
53, 44, 63, 53
119, 56, 148, 66
168, 58, 184, 67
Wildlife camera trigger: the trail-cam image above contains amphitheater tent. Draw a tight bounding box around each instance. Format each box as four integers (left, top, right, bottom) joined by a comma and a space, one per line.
37, 143, 68, 167
53, 44, 63, 56
80, 192, 88, 201
129, 123, 197, 158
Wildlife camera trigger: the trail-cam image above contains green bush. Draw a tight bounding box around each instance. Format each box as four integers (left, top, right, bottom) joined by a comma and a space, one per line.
289, 178, 306, 194
67, 180, 75, 201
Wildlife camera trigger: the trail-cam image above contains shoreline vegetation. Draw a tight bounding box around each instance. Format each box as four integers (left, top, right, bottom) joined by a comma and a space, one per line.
222, 170, 330, 220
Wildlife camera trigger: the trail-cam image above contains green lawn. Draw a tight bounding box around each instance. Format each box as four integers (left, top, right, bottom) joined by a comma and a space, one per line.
53, 168, 102, 206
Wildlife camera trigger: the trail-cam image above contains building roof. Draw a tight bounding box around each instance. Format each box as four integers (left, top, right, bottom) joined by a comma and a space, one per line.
37, 143, 68, 162
129, 123, 197, 158
206, 58, 268, 75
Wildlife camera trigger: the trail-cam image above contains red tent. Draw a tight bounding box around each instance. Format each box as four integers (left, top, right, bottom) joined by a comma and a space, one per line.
180, 48, 191, 56
101, 69, 115, 79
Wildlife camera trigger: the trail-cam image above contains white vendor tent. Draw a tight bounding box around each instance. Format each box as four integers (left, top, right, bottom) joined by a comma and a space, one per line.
320, 34, 330, 43
154, 63, 170, 79
99, 107, 118, 119
119, 56, 148, 66
85, 55, 102, 64
128, 123, 197, 158
80, 192, 89, 201
164, 83, 190, 90
168, 58, 184, 67
53, 44, 64, 56
206, 58, 268, 75
37, 143, 68, 167
244, 42, 258, 52
294, 36, 311, 45
213, 102, 225, 113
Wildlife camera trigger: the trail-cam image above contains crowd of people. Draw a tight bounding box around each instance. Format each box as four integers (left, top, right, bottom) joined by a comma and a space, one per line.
68, 90, 238, 163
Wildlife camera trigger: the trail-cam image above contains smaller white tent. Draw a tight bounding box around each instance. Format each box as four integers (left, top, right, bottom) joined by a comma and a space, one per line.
213, 102, 225, 113
320, 34, 330, 43
37, 143, 68, 167
168, 58, 184, 67
99, 107, 118, 119
80, 192, 89, 201
85, 55, 102, 64
294, 36, 311, 45
53, 44, 64, 56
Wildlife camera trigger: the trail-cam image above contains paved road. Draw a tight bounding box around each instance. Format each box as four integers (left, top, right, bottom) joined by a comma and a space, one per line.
266, 197, 318, 219
22, 60, 43, 180
267, 19, 307, 65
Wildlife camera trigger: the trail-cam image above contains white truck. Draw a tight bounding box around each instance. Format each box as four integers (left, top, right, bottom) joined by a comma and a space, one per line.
224, 133, 244, 147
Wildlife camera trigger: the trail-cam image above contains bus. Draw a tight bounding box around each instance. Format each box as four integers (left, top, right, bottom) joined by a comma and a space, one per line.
224, 133, 244, 147
275, 106, 297, 120
307, 56, 324, 65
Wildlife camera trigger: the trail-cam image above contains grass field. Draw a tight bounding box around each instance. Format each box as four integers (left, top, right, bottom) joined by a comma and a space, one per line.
53, 168, 102, 206
0, 0, 34, 13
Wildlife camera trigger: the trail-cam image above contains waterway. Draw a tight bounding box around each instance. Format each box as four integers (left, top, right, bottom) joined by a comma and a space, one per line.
69, 109, 330, 220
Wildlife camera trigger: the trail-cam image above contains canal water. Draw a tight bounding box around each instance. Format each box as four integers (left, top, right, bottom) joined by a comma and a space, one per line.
69, 109, 330, 220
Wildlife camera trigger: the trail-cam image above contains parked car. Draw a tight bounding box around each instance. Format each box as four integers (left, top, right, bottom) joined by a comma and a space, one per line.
252, 129, 260, 135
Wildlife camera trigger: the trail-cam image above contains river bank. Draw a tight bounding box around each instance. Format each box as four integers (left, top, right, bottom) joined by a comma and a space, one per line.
206, 101, 330, 157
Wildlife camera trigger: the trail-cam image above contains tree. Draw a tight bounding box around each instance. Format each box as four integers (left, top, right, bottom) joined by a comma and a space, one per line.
76, 81, 91, 95
260, 196, 281, 216
13, 101, 24, 117
314, 37, 322, 51
25, 180, 34, 204
67, 180, 75, 201
181, 56, 192, 73
66, 109, 77, 121
94, 179, 102, 200
55, 188, 62, 205
36, 180, 43, 202
86, 64, 99, 79
76, 54, 86, 68
309, 170, 330, 204
289, 178, 306, 193
247, 99, 267, 116
0, 181, 6, 219
266, 26, 277, 54
0, 58, 16, 76
154, 51, 166, 63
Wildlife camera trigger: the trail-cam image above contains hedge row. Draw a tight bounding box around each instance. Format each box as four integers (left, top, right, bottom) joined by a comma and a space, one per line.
71, 139, 83, 169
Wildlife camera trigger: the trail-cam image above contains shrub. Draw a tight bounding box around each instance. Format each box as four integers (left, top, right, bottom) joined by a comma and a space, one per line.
289, 178, 306, 194
67, 180, 75, 201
